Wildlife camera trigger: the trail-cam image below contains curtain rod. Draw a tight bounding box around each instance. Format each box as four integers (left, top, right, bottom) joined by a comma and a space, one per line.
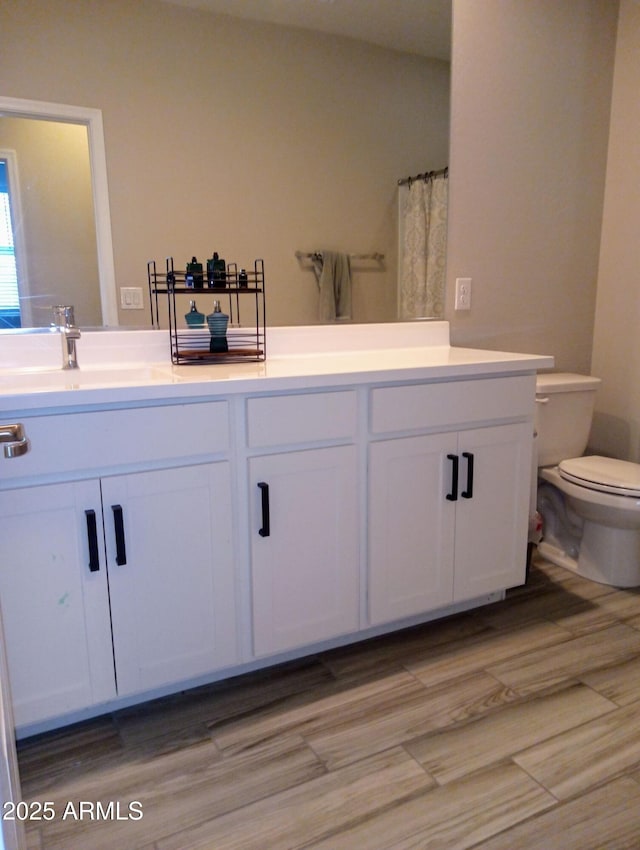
397, 166, 448, 187
295, 251, 384, 262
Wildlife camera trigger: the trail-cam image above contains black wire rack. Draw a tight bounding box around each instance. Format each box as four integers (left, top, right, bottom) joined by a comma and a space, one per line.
147, 258, 266, 365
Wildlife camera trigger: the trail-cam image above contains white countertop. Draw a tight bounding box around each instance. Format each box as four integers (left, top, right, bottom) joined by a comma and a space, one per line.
0, 323, 554, 414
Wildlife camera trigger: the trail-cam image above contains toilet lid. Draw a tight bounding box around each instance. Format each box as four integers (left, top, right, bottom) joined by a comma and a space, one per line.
559, 456, 640, 497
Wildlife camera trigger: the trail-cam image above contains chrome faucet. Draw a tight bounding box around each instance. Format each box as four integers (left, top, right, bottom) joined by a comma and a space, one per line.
51, 305, 81, 369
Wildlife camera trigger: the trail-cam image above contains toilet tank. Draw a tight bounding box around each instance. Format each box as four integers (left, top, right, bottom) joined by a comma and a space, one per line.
536, 372, 601, 467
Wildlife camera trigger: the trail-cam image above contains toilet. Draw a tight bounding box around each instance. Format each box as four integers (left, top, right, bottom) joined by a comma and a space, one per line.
535, 372, 640, 587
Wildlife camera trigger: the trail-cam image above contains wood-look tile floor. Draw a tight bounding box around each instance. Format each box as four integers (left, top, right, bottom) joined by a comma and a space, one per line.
17, 553, 640, 849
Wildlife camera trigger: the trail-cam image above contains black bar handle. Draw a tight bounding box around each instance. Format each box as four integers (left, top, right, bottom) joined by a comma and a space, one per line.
258, 482, 270, 537
446, 454, 459, 501
85, 509, 100, 572
461, 452, 475, 499
112, 504, 127, 565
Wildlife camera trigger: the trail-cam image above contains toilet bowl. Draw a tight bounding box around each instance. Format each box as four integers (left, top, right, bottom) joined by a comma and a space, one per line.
539, 457, 640, 587
535, 373, 640, 587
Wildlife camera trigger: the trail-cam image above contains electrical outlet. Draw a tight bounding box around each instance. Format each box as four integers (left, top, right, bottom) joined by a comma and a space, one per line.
120, 287, 144, 310
455, 277, 472, 310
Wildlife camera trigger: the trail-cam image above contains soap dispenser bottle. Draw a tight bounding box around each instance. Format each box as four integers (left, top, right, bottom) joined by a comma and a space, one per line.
207, 300, 229, 353
185, 299, 205, 327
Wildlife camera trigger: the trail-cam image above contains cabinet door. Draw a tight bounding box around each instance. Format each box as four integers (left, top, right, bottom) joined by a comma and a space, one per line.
249, 446, 359, 656
453, 422, 533, 601
368, 433, 457, 626
0, 482, 116, 728
103, 462, 237, 697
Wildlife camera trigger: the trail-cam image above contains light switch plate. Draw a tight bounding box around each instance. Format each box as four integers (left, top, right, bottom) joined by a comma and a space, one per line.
120, 287, 144, 310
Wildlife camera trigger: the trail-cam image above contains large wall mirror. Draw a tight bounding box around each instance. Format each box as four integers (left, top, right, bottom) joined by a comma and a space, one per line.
0, 2, 450, 333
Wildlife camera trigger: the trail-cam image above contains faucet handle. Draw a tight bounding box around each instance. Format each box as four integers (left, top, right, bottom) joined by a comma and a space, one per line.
52, 305, 76, 327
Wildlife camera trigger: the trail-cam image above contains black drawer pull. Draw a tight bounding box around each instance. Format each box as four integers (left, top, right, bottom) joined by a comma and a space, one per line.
112, 504, 127, 565
446, 454, 459, 501
462, 452, 474, 499
85, 509, 100, 572
258, 482, 270, 537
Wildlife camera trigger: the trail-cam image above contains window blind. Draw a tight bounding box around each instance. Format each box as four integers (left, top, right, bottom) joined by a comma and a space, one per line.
0, 192, 19, 311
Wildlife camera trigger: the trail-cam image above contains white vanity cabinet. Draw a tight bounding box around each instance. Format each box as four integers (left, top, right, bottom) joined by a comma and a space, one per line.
0, 321, 550, 733
0, 401, 237, 729
245, 391, 360, 656
368, 376, 535, 626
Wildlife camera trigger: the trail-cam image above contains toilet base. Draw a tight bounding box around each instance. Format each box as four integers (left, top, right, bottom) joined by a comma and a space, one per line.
537, 470, 640, 589
538, 523, 640, 588
578, 520, 640, 587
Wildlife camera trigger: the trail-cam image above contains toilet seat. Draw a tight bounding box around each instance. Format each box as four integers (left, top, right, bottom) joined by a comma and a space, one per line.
559, 456, 640, 498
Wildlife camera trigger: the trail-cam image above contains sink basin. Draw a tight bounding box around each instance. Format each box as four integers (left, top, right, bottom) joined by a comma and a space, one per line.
0, 365, 179, 393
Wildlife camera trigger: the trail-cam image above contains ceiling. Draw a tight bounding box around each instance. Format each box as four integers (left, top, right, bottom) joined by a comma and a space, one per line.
160, 0, 452, 60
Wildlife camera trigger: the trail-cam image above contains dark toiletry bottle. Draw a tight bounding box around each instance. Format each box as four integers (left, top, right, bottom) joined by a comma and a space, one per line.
185, 299, 205, 327
238, 268, 248, 288
206, 254, 216, 287
207, 252, 226, 288
215, 253, 227, 286
187, 256, 204, 288
207, 300, 229, 353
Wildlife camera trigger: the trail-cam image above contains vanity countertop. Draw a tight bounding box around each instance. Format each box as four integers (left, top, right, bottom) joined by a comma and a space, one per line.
0, 323, 554, 414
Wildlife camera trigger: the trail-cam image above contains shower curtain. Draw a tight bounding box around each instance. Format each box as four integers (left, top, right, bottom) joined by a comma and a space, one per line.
398, 172, 448, 319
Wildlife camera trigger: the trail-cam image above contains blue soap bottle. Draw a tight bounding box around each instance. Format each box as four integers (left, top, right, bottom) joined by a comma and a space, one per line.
185, 300, 205, 327
207, 300, 229, 352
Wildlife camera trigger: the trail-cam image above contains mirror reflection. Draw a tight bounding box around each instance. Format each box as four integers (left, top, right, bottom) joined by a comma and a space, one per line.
0, 3, 450, 332
0, 117, 101, 329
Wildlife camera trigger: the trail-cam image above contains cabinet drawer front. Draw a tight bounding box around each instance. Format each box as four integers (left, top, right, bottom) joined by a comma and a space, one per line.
247, 391, 357, 447
371, 376, 535, 434
0, 401, 229, 482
